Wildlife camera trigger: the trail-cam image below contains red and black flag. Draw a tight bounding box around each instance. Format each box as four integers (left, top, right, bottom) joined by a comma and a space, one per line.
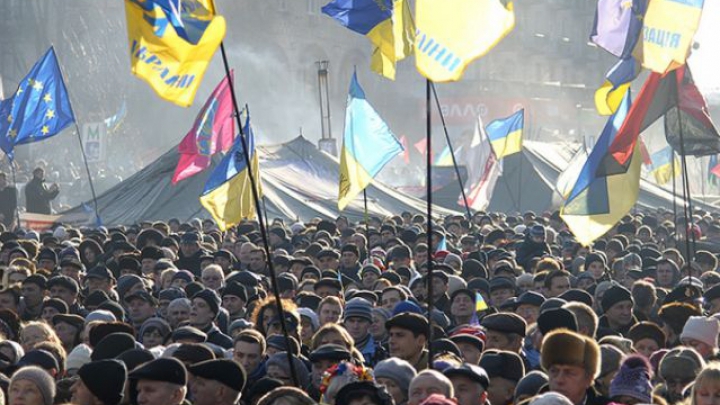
664, 68, 720, 156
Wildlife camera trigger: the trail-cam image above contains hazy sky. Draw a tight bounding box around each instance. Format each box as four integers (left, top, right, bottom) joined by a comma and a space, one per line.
690, 0, 720, 93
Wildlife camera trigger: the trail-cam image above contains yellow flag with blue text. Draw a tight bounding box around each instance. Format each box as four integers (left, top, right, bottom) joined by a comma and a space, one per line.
415, 0, 515, 82
339, 73, 403, 210
200, 116, 262, 231
487, 109, 524, 159
322, 0, 414, 80
124, 0, 226, 107
638, 0, 705, 74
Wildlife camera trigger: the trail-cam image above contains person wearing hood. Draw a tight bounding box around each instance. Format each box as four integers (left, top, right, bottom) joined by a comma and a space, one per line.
516, 225, 551, 272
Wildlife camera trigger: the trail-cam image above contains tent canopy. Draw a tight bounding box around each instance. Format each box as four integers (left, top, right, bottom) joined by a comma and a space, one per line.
61, 136, 458, 225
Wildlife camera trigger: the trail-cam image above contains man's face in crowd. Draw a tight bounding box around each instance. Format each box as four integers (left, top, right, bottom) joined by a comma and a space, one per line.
408, 373, 447, 405
656, 263, 675, 286
429, 277, 447, 300
455, 342, 482, 366
344, 316, 371, 342
450, 375, 487, 405
136, 380, 185, 405
180, 241, 200, 257
548, 276, 571, 297
248, 251, 266, 272
311, 359, 338, 389
190, 378, 224, 405
222, 295, 245, 316
167, 305, 190, 328
340, 251, 358, 268
85, 277, 111, 294
484, 330, 519, 352
548, 364, 594, 405
21, 283, 45, 307
315, 286, 339, 299
41, 307, 60, 324
127, 298, 156, 325
486, 377, 515, 405
38, 259, 55, 272
415, 249, 428, 267
515, 304, 540, 325
605, 300, 633, 328
490, 288, 513, 306
318, 256, 339, 271
61, 265, 82, 282
214, 256, 231, 271
50, 286, 76, 306
233, 340, 264, 373
388, 327, 426, 361
382, 290, 403, 311
141, 259, 157, 276
54, 322, 78, 349
634, 338, 659, 359
451, 294, 474, 318
319, 303, 341, 325
190, 298, 215, 327
362, 271, 379, 289
0, 292, 17, 313
70, 378, 97, 405
201, 270, 223, 291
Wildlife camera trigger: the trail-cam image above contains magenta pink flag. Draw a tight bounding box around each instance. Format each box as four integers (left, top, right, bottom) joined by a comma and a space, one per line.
172, 72, 235, 184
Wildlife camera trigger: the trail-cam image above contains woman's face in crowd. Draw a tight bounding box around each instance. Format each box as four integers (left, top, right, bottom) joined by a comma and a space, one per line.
9, 379, 44, 405
20, 326, 47, 351
695, 381, 720, 405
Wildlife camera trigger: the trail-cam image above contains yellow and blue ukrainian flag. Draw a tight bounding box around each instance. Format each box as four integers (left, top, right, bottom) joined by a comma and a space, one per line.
648, 146, 679, 185
486, 109, 524, 159
124, 0, 226, 107
338, 72, 403, 210
321, 0, 413, 80
0, 47, 75, 159
200, 115, 262, 231
561, 90, 642, 246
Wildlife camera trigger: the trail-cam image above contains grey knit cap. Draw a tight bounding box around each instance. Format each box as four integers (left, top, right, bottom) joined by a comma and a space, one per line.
10, 366, 56, 405
373, 358, 417, 394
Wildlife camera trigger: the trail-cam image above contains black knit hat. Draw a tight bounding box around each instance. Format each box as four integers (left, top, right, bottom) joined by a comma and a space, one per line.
192, 289, 221, 316
78, 360, 127, 405
188, 359, 247, 392
601, 285, 633, 312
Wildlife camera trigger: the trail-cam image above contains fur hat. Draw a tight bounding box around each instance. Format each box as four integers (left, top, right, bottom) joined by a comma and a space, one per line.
541, 329, 600, 378
659, 347, 705, 380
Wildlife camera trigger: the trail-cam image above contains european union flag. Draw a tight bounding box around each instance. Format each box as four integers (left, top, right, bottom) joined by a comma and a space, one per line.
0, 47, 75, 159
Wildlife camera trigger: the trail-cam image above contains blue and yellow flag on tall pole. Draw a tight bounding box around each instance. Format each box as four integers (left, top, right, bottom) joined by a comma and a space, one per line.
414, 0, 515, 82
338, 73, 403, 210
200, 115, 262, 231
322, 0, 414, 80
124, 0, 226, 107
648, 146, 679, 185
0, 47, 75, 159
561, 90, 642, 246
486, 109, 524, 159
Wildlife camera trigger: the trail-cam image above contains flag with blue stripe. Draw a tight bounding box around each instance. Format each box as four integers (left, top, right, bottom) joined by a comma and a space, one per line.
200, 115, 262, 231
338, 72, 403, 210
486, 109, 524, 159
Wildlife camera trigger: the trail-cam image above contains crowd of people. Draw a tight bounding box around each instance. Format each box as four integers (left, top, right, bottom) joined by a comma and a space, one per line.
0, 209, 717, 405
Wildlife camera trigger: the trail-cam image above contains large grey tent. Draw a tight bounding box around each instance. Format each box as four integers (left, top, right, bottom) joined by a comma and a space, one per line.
61, 136, 458, 225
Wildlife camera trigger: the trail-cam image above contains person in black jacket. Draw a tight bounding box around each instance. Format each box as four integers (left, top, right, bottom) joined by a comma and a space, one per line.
24, 167, 59, 215
0, 172, 17, 228
516, 225, 551, 272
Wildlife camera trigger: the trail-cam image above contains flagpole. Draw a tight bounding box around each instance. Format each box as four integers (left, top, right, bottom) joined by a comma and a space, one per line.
425, 79, 435, 367
73, 123, 102, 225
429, 83, 472, 220
363, 189, 370, 255
671, 150, 678, 248
216, 41, 299, 387
676, 105, 696, 262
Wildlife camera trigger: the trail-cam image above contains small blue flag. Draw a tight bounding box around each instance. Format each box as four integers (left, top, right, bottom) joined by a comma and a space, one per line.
0, 47, 75, 159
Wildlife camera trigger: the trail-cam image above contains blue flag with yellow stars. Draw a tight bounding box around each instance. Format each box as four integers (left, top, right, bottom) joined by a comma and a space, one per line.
0, 47, 75, 159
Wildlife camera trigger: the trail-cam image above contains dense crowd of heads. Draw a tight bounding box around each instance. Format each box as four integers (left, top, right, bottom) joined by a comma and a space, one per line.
0, 208, 717, 405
